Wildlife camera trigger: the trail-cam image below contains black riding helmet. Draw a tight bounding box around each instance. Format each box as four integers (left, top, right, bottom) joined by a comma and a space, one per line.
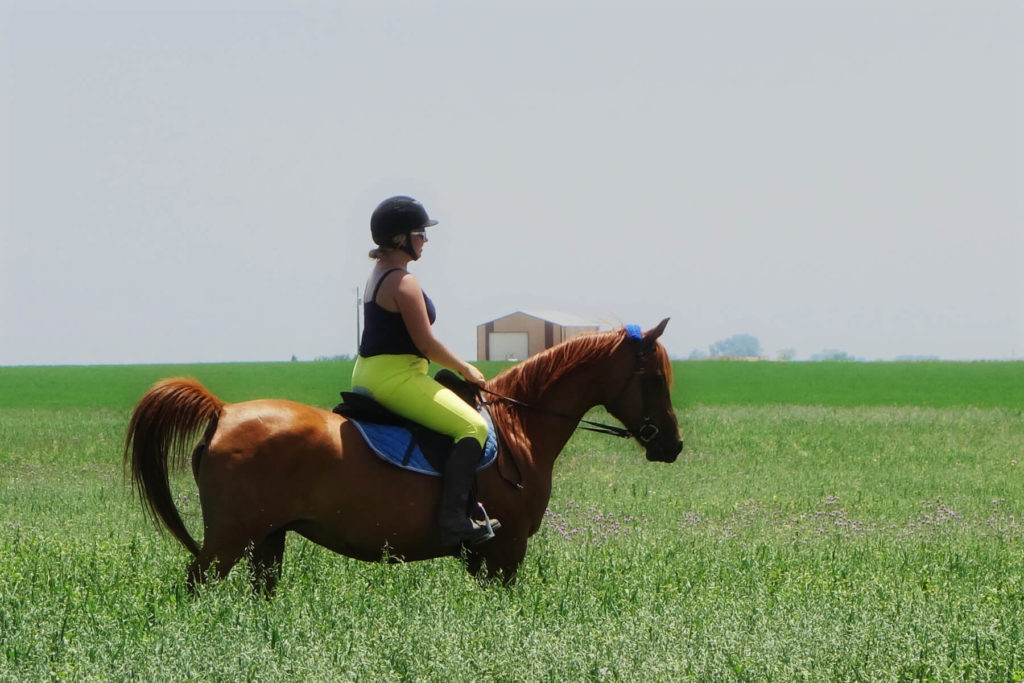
370, 196, 437, 260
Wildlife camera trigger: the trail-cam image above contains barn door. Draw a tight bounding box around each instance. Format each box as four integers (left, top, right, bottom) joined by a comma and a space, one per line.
488, 332, 529, 361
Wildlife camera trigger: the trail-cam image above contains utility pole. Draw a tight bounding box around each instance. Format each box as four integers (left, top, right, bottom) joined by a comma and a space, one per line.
355, 286, 362, 355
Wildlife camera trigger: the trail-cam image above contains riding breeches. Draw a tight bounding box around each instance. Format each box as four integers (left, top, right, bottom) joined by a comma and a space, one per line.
351, 354, 488, 448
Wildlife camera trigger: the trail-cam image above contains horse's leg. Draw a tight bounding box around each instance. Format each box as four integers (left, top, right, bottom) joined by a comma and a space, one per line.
247, 529, 286, 597
464, 550, 484, 577
477, 536, 528, 587
187, 550, 244, 592
185, 530, 250, 593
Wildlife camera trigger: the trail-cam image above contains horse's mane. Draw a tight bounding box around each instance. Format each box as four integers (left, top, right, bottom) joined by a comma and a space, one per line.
486, 327, 672, 464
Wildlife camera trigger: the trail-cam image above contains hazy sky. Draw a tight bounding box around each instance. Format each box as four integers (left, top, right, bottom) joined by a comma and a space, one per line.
2, 0, 1021, 365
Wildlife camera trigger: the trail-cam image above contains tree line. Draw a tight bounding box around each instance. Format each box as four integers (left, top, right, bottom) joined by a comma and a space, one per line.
687, 334, 860, 362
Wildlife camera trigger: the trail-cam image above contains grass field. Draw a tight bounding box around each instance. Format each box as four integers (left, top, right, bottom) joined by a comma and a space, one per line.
2, 361, 1023, 680
4, 358, 1024, 411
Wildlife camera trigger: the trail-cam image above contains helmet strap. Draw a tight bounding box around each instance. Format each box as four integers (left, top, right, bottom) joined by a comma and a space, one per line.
399, 234, 419, 261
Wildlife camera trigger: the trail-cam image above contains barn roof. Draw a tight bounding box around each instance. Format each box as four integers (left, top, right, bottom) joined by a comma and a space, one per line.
480, 310, 603, 328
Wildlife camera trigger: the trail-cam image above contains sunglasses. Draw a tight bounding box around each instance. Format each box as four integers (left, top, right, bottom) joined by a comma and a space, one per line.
409, 230, 428, 238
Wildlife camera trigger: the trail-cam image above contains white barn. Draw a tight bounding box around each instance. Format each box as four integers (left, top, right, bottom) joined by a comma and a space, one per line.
476, 311, 604, 361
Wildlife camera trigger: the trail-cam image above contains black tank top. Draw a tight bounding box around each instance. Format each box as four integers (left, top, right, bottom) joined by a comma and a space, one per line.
359, 268, 436, 358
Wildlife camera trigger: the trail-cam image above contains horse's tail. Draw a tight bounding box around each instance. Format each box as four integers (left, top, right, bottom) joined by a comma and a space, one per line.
124, 377, 224, 557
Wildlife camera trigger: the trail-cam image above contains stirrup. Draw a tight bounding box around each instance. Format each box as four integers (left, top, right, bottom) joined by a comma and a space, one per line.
474, 501, 501, 540
440, 503, 501, 547
440, 521, 495, 547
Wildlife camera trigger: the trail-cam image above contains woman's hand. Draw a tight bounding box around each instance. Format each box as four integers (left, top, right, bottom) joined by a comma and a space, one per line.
461, 363, 486, 386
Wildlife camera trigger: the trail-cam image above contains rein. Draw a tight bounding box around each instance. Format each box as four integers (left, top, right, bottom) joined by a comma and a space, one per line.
480, 387, 632, 491
479, 387, 634, 439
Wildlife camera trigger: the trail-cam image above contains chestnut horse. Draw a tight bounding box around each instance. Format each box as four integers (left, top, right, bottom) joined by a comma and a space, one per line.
124, 319, 682, 592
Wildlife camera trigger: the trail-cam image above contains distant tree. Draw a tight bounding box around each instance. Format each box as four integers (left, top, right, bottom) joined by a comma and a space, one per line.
777, 348, 796, 362
709, 334, 762, 358
688, 349, 709, 360
811, 349, 857, 362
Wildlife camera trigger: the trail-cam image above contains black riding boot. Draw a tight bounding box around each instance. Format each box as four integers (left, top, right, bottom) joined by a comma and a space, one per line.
437, 437, 500, 546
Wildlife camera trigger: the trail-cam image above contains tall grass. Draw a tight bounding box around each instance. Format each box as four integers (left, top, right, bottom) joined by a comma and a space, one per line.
2, 362, 1023, 680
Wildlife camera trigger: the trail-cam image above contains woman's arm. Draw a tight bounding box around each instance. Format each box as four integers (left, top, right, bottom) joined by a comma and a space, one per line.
393, 273, 486, 385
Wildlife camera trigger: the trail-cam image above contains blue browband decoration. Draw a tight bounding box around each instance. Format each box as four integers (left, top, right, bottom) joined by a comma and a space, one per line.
625, 324, 643, 341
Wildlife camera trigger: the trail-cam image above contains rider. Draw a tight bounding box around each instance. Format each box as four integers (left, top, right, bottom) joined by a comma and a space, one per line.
352, 196, 498, 546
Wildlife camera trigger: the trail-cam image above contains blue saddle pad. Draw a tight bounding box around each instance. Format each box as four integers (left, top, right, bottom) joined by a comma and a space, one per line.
348, 409, 498, 477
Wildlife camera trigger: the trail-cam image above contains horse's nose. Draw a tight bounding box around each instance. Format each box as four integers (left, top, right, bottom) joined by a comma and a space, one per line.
648, 437, 683, 463
667, 438, 683, 461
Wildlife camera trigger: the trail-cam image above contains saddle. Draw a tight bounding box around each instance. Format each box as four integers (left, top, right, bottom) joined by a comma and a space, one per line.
332, 370, 498, 477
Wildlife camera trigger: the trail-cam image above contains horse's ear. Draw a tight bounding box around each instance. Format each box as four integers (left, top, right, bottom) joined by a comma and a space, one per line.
644, 318, 670, 344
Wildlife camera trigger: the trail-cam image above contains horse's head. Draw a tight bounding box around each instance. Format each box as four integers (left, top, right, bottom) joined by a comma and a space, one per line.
605, 319, 684, 463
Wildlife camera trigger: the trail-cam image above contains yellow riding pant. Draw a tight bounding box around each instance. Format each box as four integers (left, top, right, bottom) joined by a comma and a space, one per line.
351, 354, 488, 448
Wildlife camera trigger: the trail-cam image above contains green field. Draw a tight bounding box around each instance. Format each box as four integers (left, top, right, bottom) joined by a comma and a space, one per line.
4, 358, 1023, 411
2, 361, 1023, 680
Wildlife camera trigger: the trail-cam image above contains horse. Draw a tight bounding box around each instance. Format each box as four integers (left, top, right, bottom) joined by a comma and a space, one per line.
124, 319, 683, 592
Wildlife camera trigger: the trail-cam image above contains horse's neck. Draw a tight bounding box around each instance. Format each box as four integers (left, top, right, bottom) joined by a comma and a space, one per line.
519, 364, 608, 469
541, 367, 604, 421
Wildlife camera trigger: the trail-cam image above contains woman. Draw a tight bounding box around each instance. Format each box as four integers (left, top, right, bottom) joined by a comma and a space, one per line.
351, 196, 498, 546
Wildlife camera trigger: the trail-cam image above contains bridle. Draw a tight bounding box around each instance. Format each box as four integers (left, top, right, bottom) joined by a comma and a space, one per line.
605, 324, 665, 445
479, 325, 663, 445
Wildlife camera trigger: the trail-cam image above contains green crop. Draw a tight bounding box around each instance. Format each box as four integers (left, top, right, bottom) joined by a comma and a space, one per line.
2, 362, 1022, 680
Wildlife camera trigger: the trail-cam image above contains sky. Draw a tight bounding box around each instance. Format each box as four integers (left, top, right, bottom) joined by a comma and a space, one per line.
1, 0, 1021, 365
